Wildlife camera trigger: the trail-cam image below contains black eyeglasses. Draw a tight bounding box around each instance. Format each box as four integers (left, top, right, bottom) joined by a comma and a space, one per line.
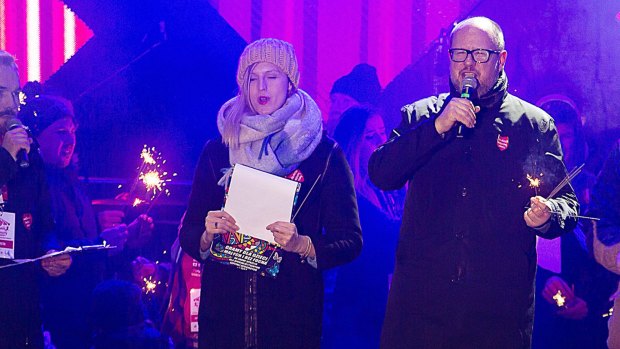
448, 48, 501, 63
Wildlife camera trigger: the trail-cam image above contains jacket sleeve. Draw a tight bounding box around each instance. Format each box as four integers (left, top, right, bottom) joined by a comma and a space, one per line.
313, 144, 362, 271
32, 154, 57, 255
179, 141, 224, 262
368, 97, 450, 191
535, 118, 579, 239
0, 147, 17, 186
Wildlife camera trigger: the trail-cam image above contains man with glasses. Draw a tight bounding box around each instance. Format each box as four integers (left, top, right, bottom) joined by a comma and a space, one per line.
0, 50, 71, 348
369, 17, 578, 348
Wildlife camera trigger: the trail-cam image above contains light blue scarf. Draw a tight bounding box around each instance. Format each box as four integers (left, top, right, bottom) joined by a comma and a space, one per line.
216, 89, 323, 183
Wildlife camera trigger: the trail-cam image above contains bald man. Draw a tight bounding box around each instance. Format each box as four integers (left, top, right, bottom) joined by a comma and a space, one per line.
369, 17, 578, 349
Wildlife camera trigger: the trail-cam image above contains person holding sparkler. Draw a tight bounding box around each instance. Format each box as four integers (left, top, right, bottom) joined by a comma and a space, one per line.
19, 94, 155, 349
0, 50, 71, 349
368, 17, 579, 348
592, 140, 620, 349
532, 95, 616, 349
179, 38, 362, 349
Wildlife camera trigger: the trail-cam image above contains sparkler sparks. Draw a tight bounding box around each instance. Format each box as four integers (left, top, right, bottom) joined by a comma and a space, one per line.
553, 290, 566, 307
132, 198, 145, 207
141, 170, 165, 193
526, 174, 540, 188
125, 145, 176, 214
142, 275, 161, 295
140, 146, 156, 165
526, 173, 542, 196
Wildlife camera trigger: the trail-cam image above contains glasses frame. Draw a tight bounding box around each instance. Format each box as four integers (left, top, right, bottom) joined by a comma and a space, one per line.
448, 48, 502, 63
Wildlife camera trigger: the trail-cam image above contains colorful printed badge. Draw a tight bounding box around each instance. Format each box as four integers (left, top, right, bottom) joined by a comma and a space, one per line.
209, 166, 303, 278
210, 232, 281, 277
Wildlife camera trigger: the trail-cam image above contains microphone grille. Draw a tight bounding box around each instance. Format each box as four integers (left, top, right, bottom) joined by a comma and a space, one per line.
462, 76, 478, 89
6, 118, 23, 131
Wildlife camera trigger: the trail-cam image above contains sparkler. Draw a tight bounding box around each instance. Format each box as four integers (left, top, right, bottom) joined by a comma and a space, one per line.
526, 174, 541, 196
524, 163, 597, 221
553, 290, 566, 307
139, 250, 171, 296
142, 275, 161, 295
140, 147, 156, 165
141, 170, 176, 215
126, 145, 158, 200
124, 145, 176, 214
522, 207, 600, 222
548, 210, 600, 221
132, 198, 146, 207
546, 163, 585, 199
141, 170, 165, 194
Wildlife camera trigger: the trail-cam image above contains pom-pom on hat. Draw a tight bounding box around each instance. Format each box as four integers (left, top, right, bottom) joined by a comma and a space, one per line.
236, 38, 299, 89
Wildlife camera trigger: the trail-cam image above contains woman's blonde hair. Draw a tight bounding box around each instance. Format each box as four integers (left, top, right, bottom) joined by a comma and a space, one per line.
221, 65, 253, 149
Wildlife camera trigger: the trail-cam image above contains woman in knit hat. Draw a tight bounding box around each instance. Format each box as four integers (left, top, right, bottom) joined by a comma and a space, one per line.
179, 38, 362, 349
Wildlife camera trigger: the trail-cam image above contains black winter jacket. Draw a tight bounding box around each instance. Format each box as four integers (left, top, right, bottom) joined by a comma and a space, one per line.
369, 87, 578, 349
180, 135, 362, 349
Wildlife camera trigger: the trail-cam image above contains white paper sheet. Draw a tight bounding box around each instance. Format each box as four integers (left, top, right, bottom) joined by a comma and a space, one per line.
224, 164, 299, 244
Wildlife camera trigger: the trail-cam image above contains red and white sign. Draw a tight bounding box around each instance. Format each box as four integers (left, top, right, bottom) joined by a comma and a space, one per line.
189, 288, 200, 333
0, 212, 16, 259
286, 169, 305, 183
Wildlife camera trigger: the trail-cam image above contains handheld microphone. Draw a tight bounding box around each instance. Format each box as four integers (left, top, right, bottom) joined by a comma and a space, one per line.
456, 76, 479, 138
6, 118, 29, 168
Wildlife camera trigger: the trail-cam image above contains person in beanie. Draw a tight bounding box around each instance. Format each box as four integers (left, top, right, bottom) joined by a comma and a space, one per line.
19, 95, 155, 349
327, 63, 382, 135
179, 38, 362, 349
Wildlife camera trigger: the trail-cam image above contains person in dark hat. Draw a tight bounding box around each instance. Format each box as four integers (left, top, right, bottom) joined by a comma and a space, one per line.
327, 63, 382, 136
21, 95, 155, 349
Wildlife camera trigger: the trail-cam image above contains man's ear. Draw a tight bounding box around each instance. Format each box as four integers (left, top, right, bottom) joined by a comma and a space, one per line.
498, 50, 508, 72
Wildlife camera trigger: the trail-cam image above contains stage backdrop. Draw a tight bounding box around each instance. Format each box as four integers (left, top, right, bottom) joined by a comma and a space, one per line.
1, 0, 619, 180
